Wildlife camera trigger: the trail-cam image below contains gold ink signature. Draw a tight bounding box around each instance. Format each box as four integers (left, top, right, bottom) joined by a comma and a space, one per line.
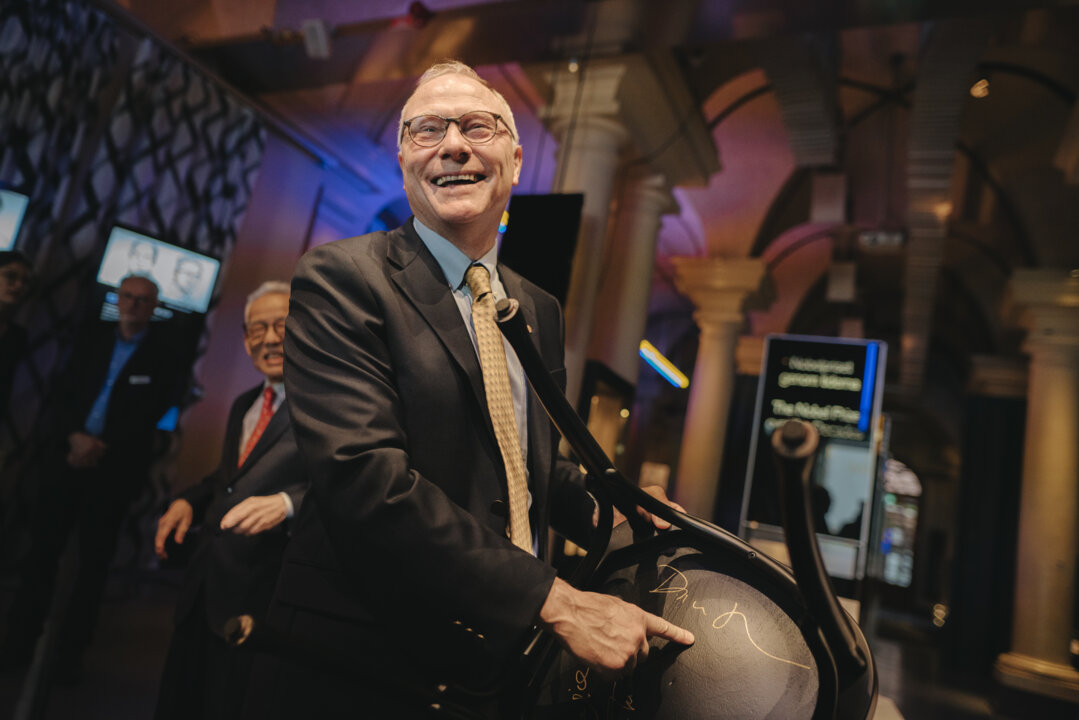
570, 667, 590, 701
712, 601, 811, 669
650, 563, 690, 603
649, 565, 811, 670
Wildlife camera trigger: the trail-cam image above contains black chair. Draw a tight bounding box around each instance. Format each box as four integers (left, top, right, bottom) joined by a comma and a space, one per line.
495, 298, 877, 720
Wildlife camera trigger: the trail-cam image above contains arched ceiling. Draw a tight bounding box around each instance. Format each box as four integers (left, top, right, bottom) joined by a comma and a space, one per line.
106, 0, 1079, 396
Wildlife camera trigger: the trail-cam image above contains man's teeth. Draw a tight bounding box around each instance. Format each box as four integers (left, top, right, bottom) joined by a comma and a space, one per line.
434, 174, 481, 187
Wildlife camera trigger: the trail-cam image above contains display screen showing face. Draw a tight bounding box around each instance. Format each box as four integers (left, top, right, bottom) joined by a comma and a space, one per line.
96, 226, 221, 313
0, 189, 30, 252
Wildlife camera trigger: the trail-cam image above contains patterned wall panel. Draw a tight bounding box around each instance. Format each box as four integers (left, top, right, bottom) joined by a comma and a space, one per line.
0, 0, 265, 487
0, 0, 123, 460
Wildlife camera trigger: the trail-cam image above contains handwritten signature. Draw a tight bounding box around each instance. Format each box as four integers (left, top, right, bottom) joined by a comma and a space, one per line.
650, 564, 811, 670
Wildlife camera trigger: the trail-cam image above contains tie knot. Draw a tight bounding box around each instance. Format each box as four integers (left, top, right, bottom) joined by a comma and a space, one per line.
465, 264, 493, 301
263, 386, 275, 404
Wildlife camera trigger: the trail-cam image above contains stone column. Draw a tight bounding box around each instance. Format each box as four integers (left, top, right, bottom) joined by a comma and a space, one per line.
588, 170, 676, 384
542, 64, 629, 407
996, 268, 1079, 703
671, 257, 768, 519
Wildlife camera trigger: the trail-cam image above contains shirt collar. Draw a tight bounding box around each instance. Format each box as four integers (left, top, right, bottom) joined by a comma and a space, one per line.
413, 217, 498, 292
264, 379, 285, 397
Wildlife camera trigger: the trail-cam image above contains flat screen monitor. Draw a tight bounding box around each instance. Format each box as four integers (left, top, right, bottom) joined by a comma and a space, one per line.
96, 226, 221, 314
498, 193, 582, 306
0, 189, 30, 251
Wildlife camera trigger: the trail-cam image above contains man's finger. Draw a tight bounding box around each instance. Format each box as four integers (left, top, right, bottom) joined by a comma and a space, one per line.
221, 498, 257, 530
220, 507, 241, 530
175, 515, 191, 544
237, 513, 259, 535
646, 615, 694, 645
154, 520, 172, 558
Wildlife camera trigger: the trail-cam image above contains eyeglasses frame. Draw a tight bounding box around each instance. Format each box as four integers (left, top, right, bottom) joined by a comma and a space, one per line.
400, 111, 515, 148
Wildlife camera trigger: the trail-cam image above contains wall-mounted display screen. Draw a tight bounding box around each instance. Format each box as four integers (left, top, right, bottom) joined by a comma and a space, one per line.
0, 189, 30, 251
96, 226, 221, 314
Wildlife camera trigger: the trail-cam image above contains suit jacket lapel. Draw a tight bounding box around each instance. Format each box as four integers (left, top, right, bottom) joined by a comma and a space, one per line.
223, 385, 259, 478
386, 222, 490, 431
234, 400, 290, 477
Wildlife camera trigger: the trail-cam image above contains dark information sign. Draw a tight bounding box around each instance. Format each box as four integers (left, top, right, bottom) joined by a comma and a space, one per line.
739, 335, 887, 580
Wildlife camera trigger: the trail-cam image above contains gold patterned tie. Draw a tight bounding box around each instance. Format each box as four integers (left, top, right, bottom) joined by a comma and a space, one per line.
465, 264, 532, 553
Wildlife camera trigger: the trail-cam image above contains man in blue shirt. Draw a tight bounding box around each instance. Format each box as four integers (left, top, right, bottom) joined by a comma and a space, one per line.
244, 61, 692, 719
1, 274, 183, 682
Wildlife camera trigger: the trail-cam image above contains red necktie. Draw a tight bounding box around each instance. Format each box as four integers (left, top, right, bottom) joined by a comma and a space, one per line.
238, 387, 275, 467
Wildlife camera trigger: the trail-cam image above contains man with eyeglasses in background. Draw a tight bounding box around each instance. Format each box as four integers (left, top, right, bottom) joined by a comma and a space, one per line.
0, 274, 184, 683
244, 60, 691, 719
154, 280, 308, 720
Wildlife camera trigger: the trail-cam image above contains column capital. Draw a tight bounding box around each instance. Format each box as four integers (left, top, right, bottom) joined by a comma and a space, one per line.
672, 256, 769, 329
541, 63, 628, 127
1010, 269, 1079, 359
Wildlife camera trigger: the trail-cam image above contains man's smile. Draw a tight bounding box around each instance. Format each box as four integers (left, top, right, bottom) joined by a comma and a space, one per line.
432, 173, 485, 187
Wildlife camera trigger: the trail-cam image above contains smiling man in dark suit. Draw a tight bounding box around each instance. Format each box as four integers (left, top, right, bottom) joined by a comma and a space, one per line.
0, 273, 183, 681
246, 60, 691, 719
153, 280, 307, 720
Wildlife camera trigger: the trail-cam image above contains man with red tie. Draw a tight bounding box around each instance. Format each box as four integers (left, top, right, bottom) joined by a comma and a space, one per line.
153, 280, 308, 720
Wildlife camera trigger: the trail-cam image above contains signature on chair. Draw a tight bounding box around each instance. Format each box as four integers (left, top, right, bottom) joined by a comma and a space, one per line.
650, 564, 811, 670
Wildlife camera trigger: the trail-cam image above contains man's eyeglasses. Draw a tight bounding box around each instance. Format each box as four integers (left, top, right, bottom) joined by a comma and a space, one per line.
0, 269, 30, 285
118, 291, 156, 306
401, 111, 513, 147
245, 318, 286, 343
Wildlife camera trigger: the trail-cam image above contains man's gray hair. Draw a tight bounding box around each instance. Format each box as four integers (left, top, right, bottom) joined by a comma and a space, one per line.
397, 59, 519, 150
243, 280, 290, 325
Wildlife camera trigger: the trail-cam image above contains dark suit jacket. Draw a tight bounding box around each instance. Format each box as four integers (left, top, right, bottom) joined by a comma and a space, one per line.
0, 321, 27, 415
274, 219, 594, 686
56, 321, 183, 480
174, 386, 308, 633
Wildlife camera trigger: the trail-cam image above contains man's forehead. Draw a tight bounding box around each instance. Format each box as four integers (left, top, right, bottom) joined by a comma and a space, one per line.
248, 293, 290, 316
121, 277, 156, 295
404, 74, 498, 116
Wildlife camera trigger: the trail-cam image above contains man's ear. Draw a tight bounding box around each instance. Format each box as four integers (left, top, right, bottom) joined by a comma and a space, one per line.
512, 145, 523, 185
